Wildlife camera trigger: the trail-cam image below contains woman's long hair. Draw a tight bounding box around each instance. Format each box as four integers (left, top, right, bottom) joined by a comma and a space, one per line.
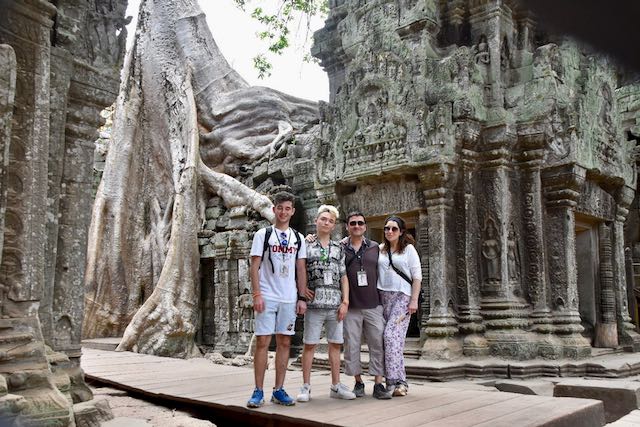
382, 215, 415, 254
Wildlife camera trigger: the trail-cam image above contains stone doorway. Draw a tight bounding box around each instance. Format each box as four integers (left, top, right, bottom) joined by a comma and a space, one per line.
575, 219, 599, 345
367, 214, 421, 338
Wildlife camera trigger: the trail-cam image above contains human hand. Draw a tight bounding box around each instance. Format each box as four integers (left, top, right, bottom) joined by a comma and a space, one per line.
408, 299, 418, 315
296, 300, 307, 315
304, 288, 315, 301
305, 233, 317, 243
337, 302, 348, 321
253, 295, 265, 313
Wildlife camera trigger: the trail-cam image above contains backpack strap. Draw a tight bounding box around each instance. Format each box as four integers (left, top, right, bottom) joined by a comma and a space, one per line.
262, 226, 275, 273
290, 228, 302, 259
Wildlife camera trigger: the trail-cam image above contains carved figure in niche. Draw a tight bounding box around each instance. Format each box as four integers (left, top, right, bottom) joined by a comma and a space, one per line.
482, 219, 500, 283
507, 226, 520, 281
546, 109, 569, 159
0, 281, 9, 318
500, 36, 511, 71
237, 288, 254, 332
600, 84, 615, 134
473, 35, 490, 65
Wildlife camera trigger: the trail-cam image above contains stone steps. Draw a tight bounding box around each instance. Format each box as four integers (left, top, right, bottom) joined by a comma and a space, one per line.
82, 338, 121, 351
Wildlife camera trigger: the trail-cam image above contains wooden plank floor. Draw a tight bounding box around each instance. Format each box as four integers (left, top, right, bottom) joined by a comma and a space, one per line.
81, 348, 605, 427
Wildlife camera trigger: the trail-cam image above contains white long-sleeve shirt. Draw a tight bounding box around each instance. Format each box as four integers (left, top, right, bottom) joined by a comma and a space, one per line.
377, 244, 422, 296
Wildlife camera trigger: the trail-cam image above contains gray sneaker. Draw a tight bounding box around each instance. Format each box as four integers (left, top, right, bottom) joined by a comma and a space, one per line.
353, 381, 365, 397
373, 383, 392, 399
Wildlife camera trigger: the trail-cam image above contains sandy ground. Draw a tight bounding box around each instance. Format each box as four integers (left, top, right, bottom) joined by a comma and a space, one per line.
91, 385, 216, 427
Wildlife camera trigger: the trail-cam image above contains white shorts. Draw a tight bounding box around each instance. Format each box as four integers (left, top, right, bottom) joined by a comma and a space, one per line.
254, 299, 297, 336
303, 308, 343, 344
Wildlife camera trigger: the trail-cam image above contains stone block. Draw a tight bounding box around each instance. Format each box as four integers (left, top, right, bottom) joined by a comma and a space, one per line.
102, 417, 152, 427
607, 409, 640, 426
494, 379, 554, 396
554, 379, 640, 422
205, 207, 223, 219
73, 398, 114, 427
200, 244, 216, 259
0, 375, 7, 395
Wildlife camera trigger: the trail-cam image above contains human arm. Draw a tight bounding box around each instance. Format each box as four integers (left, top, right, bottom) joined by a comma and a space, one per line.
295, 258, 308, 315
250, 256, 265, 313
407, 245, 422, 315
337, 274, 349, 321
337, 245, 348, 320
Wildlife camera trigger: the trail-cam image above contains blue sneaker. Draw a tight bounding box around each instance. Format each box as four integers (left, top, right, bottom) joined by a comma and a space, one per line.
271, 387, 295, 406
247, 387, 264, 408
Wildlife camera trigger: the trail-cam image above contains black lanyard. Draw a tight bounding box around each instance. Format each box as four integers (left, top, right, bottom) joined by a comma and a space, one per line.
346, 239, 367, 270
275, 229, 290, 261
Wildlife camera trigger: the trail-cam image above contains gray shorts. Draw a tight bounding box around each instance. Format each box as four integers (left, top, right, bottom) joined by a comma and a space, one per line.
254, 299, 297, 336
303, 308, 343, 344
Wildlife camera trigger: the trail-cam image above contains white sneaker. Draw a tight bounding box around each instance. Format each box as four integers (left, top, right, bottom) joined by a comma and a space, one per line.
330, 383, 356, 400
297, 383, 311, 402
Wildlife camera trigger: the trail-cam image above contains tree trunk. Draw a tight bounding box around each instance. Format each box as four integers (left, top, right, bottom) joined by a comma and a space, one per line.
83, 0, 318, 356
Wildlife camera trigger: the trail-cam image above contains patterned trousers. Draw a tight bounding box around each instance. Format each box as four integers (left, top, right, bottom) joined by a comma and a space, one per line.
380, 291, 411, 384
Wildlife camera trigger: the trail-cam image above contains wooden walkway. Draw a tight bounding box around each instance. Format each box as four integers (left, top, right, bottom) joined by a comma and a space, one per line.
81, 348, 605, 427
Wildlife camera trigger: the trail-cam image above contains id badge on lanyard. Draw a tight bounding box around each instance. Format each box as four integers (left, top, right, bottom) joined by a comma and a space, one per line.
323, 269, 333, 285
280, 264, 289, 278
357, 270, 368, 287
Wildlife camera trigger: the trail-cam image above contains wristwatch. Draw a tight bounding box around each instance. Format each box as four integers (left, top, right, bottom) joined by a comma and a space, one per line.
297, 295, 308, 302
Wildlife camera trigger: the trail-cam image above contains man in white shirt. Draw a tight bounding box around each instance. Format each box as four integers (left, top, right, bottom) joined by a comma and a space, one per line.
246, 191, 308, 408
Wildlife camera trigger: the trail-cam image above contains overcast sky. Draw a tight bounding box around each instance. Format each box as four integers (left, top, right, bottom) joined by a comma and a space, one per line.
125, 1, 329, 102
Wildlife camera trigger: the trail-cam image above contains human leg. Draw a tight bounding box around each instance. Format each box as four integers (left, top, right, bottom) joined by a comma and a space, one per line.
343, 308, 363, 378
362, 305, 385, 381
269, 301, 297, 406
249, 298, 278, 408
381, 292, 411, 387
301, 343, 316, 385
253, 335, 271, 389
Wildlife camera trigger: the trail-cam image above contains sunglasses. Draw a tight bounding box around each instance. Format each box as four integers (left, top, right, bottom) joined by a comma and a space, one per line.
384, 226, 400, 232
349, 220, 365, 226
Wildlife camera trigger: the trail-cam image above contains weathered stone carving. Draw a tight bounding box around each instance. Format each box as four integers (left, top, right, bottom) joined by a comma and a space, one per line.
0, 0, 127, 424
82, 0, 318, 358
312, 0, 640, 360
482, 219, 501, 284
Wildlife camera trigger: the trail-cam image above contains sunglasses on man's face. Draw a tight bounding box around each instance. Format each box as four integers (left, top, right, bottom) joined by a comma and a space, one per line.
349, 221, 365, 226
384, 226, 400, 232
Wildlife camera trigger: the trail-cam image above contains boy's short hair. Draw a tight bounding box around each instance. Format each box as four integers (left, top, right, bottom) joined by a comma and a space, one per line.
272, 191, 296, 206
317, 204, 340, 220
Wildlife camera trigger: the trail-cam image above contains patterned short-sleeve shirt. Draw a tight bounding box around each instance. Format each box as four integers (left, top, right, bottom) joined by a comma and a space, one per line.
306, 239, 346, 310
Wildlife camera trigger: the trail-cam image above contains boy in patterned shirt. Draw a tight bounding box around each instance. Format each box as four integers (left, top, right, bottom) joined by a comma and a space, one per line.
296, 205, 356, 402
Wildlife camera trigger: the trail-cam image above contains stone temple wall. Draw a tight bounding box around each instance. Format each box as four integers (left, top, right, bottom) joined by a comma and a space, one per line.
305, 0, 640, 360
0, 0, 128, 425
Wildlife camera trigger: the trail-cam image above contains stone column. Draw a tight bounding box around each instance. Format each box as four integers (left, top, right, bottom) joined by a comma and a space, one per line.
293, 160, 319, 234
457, 149, 488, 356
476, 126, 535, 360
614, 186, 640, 350
0, 1, 74, 424
595, 222, 618, 347
542, 164, 591, 358
419, 163, 462, 359
0, 43, 15, 278
517, 138, 558, 358
40, 46, 73, 354
416, 210, 430, 332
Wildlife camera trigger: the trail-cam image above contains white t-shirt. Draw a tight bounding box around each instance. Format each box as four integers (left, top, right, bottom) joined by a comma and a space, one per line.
250, 226, 307, 303
377, 244, 422, 296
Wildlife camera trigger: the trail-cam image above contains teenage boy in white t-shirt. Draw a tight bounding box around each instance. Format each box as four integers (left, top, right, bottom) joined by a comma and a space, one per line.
247, 191, 309, 408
